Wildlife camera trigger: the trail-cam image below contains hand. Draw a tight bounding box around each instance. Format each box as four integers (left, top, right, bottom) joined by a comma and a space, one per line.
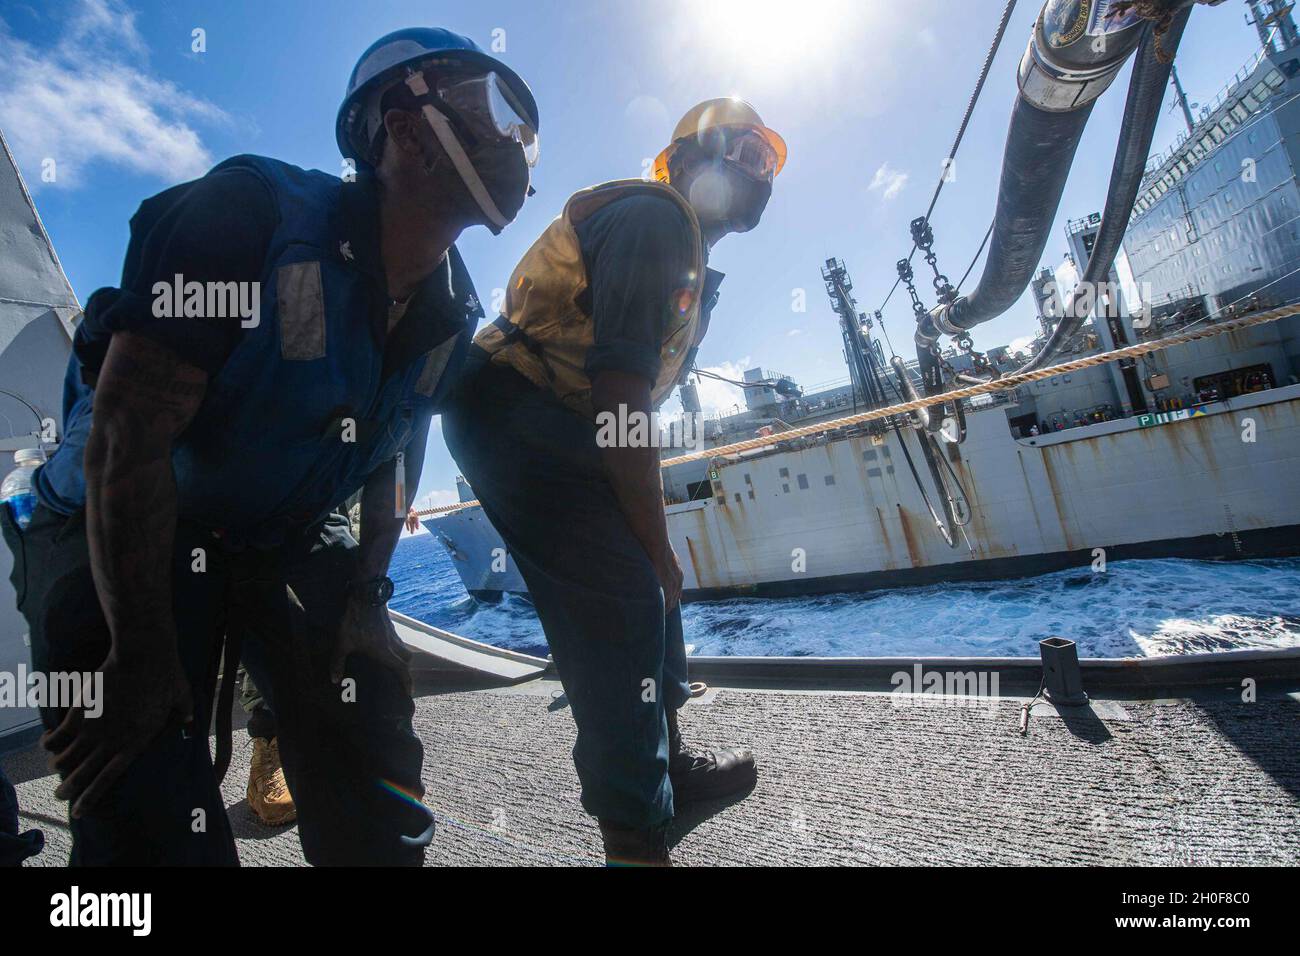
405, 508, 420, 534
330, 594, 414, 697
652, 546, 684, 611
44, 648, 193, 818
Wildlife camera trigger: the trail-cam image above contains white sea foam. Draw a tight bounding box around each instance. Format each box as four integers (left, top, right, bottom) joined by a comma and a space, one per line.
390, 536, 1300, 659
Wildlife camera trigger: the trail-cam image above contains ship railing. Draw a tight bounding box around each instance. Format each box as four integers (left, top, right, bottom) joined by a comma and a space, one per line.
1143, 44, 1276, 177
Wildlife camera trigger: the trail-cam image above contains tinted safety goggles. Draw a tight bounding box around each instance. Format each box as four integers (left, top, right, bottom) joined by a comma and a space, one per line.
701, 128, 779, 183
436, 71, 539, 167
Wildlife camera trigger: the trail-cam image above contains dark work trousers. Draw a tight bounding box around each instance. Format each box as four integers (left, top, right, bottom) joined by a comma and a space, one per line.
238, 665, 277, 741
1, 762, 43, 865
443, 351, 691, 830
1, 504, 428, 866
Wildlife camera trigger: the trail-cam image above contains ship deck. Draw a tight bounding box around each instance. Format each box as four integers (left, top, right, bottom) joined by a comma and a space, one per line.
5, 664, 1300, 866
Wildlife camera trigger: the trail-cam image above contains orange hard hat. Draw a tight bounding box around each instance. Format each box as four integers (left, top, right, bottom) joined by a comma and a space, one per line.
652, 97, 787, 184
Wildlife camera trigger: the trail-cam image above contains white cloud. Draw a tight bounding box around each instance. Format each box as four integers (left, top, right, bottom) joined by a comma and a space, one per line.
0, 0, 227, 189
1008, 334, 1037, 355
691, 358, 753, 419
67, 0, 145, 53
868, 162, 908, 202
1054, 255, 1081, 296
787, 328, 802, 336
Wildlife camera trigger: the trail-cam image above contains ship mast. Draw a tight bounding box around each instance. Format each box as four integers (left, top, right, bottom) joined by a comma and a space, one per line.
821, 257, 892, 413
1169, 63, 1196, 136
1247, 0, 1300, 53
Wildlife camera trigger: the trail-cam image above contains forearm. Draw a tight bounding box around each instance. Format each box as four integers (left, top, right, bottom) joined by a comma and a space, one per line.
356, 461, 403, 581
83, 333, 206, 662
600, 442, 671, 562
592, 371, 671, 563
84, 427, 180, 660
357, 414, 431, 581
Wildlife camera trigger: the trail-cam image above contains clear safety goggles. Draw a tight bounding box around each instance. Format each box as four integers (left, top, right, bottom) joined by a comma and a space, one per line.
714, 128, 779, 183
437, 71, 539, 167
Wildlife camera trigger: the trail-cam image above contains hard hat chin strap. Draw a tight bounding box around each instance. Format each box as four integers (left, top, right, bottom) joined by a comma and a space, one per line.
402, 74, 509, 230
418, 104, 511, 230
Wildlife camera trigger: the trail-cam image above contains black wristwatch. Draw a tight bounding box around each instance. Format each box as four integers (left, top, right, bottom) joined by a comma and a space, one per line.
350, 576, 394, 607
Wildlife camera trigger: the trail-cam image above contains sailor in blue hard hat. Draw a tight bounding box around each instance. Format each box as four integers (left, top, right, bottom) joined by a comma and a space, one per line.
338, 26, 541, 234
11, 27, 539, 866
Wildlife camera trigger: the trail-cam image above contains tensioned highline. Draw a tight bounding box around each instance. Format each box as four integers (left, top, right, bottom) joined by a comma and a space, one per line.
413, 301, 1299, 517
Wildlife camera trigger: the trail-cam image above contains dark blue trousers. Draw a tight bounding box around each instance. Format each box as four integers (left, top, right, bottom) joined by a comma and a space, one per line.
2, 505, 428, 865
444, 353, 691, 830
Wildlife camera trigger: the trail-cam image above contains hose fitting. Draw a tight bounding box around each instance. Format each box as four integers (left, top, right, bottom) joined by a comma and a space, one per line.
917, 302, 965, 347
1017, 0, 1145, 112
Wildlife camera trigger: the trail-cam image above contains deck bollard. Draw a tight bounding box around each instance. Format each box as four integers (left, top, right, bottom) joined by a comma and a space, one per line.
1039, 637, 1089, 706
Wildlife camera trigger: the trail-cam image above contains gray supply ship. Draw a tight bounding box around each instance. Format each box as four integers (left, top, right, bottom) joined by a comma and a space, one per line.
3, 1, 1300, 871
431, 2, 1300, 602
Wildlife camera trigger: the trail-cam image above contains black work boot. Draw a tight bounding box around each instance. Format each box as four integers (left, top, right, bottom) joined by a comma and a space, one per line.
667, 708, 757, 806
598, 821, 672, 867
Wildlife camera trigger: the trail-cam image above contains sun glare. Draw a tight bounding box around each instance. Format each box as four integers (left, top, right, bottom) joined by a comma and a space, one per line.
692, 0, 862, 65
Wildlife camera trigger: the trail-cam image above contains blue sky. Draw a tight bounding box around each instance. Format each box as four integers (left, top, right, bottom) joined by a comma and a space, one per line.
0, 0, 1263, 515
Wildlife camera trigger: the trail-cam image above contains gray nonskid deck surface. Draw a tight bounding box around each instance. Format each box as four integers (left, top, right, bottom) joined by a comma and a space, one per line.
6, 681, 1299, 866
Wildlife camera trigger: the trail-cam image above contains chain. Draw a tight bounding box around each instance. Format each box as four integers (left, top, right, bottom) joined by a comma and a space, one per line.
911, 216, 956, 306
896, 257, 928, 324
953, 330, 993, 375
907, 215, 996, 377
897, 256, 949, 386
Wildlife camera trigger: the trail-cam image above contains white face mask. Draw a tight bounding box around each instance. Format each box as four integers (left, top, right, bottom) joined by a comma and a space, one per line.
404, 73, 530, 234
686, 161, 773, 236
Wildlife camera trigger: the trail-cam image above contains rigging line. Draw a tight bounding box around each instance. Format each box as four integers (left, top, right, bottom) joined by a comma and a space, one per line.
691, 367, 784, 390
653, 306, 1295, 469
875, 307, 898, 358
877, 274, 904, 314
0, 388, 45, 429
1172, 258, 1300, 334
891, 421, 954, 546
415, 301, 1300, 518
923, 0, 1020, 225
873, 0, 1020, 315
915, 28, 1300, 366
1044, 194, 1300, 359
1138, 86, 1300, 203
955, 219, 995, 295
1137, 208, 1300, 302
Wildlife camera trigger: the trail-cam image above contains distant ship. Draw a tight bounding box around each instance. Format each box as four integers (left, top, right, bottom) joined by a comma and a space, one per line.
431, 8, 1300, 602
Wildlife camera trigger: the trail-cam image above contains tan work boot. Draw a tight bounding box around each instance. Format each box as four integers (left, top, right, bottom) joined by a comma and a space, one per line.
247, 736, 297, 826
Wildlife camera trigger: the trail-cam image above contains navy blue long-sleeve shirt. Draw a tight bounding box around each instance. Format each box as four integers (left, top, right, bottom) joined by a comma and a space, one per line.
574, 193, 723, 387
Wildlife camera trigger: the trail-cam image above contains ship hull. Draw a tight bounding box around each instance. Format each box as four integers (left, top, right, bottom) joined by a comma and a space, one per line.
431, 383, 1300, 602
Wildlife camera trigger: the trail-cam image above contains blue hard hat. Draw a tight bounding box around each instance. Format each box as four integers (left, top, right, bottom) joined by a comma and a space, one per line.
337, 27, 539, 164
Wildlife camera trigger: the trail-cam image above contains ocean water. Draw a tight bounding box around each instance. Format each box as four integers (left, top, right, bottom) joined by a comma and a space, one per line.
389, 532, 1300, 659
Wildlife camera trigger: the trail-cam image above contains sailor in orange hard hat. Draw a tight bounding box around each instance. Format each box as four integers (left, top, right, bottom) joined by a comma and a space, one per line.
445, 97, 785, 865
654, 96, 787, 239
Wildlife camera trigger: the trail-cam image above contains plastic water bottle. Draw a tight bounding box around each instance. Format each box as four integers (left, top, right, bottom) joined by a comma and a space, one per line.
1, 448, 44, 530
